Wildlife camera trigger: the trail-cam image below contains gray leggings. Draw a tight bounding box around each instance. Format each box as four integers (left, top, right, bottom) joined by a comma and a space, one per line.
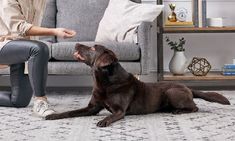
0, 40, 49, 107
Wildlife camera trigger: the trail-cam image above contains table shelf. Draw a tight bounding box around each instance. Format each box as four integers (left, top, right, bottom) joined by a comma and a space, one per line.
164, 72, 235, 81
163, 27, 235, 33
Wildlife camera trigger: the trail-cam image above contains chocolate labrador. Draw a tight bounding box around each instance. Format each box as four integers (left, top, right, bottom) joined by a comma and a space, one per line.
45, 44, 230, 127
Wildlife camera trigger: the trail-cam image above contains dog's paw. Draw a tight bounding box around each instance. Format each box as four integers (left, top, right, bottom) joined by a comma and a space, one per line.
45, 114, 60, 120
172, 110, 182, 115
97, 119, 112, 127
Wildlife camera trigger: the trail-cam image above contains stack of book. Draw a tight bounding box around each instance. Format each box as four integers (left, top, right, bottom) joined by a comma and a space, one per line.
164, 21, 194, 28
222, 64, 235, 76
193, 0, 207, 27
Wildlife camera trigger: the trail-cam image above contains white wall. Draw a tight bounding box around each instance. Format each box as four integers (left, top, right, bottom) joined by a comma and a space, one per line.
143, 0, 235, 72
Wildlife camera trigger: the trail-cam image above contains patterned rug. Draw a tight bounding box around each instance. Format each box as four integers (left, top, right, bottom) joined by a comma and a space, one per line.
0, 90, 235, 141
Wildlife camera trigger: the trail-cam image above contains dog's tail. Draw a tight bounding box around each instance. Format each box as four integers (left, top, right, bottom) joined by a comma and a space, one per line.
191, 90, 230, 105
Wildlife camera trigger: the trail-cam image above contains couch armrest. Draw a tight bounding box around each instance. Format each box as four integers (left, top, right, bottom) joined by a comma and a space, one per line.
137, 21, 155, 75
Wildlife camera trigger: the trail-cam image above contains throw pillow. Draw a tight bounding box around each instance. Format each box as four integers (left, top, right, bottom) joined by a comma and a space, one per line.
95, 0, 164, 43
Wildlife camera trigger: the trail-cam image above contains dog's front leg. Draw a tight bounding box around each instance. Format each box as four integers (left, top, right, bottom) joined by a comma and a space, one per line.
45, 104, 103, 120
97, 110, 125, 127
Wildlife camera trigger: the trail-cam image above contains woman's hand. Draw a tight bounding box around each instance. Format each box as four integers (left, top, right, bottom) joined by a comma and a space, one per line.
53, 28, 76, 39
0, 35, 19, 41
26, 26, 77, 38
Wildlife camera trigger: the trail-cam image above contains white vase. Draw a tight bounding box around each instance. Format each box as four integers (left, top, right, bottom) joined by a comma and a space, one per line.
169, 51, 188, 75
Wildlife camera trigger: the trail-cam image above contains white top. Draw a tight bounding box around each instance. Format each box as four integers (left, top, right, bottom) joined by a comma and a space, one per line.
0, 0, 46, 68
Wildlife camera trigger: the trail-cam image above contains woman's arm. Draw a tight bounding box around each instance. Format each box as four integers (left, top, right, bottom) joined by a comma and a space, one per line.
2, 0, 76, 38
2, 0, 33, 36
26, 26, 76, 39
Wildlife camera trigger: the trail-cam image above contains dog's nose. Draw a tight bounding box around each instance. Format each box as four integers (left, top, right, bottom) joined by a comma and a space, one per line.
91, 47, 95, 51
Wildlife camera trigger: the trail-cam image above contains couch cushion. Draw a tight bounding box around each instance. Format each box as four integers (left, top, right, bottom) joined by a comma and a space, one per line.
0, 62, 141, 75
40, 0, 57, 43
51, 42, 140, 61
56, 0, 141, 42
47, 62, 141, 75
95, 0, 163, 43
56, 0, 109, 42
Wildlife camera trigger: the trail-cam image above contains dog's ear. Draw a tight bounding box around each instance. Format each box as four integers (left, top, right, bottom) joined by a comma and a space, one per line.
75, 43, 82, 50
97, 54, 117, 67
94, 44, 118, 67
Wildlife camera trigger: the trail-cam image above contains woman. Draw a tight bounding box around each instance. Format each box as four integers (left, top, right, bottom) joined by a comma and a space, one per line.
0, 0, 76, 117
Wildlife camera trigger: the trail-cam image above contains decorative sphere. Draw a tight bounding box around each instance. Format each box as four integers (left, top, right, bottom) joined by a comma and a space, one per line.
187, 57, 211, 76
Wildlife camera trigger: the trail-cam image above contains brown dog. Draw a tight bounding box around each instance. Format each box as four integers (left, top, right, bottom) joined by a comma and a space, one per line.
45, 44, 230, 127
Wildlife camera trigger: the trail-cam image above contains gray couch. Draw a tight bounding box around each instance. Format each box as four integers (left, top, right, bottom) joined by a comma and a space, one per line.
0, 0, 156, 78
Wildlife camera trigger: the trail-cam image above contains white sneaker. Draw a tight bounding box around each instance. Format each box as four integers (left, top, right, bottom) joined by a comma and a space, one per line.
33, 99, 55, 117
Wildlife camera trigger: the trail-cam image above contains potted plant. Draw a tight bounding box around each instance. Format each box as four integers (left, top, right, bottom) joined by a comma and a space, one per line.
166, 36, 188, 75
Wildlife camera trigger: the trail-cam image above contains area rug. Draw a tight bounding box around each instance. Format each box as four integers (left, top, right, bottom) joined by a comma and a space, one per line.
0, 90, 235, 141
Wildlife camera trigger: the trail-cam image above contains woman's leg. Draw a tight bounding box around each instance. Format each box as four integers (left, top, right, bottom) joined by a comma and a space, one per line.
0, 40, 49, 107
0, 63, 33, 107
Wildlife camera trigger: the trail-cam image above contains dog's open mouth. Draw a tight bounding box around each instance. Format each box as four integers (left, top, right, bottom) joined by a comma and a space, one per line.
73, 51, 85, 61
